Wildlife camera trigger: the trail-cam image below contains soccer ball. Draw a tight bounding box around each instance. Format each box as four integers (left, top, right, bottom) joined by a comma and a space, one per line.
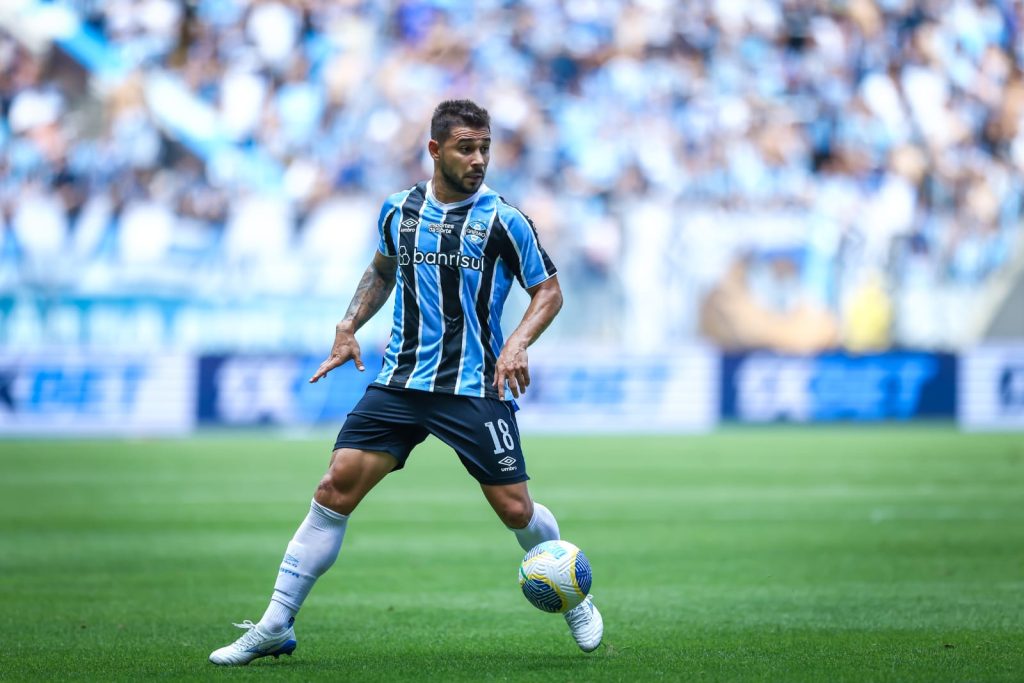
518, 540, 592, 613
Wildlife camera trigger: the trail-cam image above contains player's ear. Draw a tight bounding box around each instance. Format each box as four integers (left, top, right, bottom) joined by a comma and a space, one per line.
428, 138, 441, 161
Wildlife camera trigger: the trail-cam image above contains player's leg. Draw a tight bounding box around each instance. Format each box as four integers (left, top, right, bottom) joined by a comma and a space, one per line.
211, 385, 426, 666
209, 448, 396, 666
425, 395, 558, 547
424, 394, 603, 652
421, 393, 553, 547
259, 448, 397, 628
478, 471, 602, 654
479, 481, 560, 550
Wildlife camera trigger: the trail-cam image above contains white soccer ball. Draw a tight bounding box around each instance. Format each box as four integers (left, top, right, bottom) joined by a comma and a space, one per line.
518, 540, 592, 613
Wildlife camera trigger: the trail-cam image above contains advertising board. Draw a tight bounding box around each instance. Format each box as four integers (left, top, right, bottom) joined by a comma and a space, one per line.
516, 347, 719, 433
721, 352, 957, 422
196, 348, 719, 433
196, 354, 380, 426
0, 351, 196, 435
958, 344, 1024, 431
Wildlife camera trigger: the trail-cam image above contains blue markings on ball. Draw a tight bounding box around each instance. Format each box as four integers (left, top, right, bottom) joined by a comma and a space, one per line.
523, 544, 548, 562
521, 578, 564, 613
574, 550, 592, 596
538, 540, 568, 558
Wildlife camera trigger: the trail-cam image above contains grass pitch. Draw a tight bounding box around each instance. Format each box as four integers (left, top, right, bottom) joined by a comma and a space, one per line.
1, 427, 1022, 681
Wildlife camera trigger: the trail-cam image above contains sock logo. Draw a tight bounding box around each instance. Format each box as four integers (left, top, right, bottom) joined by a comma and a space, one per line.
280, 552, 301, 577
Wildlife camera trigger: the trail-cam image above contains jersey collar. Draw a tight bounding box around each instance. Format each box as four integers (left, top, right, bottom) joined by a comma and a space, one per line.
426, 180, 488, 210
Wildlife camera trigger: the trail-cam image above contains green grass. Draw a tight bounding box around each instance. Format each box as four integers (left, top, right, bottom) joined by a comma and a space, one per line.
1, 428, 1022, 681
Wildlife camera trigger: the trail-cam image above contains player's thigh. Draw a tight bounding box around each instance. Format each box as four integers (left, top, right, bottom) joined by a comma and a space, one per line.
333, 385, 429, 474
425, 395, 529, 486
325, 387, 429, 513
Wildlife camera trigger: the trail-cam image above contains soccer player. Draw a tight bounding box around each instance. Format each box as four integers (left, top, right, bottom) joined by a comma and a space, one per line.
209, 99, 603, 665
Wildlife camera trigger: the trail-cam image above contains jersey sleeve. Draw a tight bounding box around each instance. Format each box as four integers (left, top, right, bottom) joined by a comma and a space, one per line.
376, 197, 399, 257
501, 207, 558, 288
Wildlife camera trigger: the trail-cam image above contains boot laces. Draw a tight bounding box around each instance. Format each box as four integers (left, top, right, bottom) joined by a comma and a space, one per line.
229, 620, 264, 649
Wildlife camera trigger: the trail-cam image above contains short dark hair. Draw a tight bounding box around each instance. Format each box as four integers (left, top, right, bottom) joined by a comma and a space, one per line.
430, 99, 490, 143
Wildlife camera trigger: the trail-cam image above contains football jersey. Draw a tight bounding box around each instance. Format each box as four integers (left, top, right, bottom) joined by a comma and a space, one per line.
373, 180, 556, 399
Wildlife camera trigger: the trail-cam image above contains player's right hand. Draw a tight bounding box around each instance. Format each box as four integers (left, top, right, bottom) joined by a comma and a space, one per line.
310, 325, 364, 382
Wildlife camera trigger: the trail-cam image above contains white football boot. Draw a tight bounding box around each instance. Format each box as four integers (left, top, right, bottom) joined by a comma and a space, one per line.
209, 618, 297, 666
564, 595, 603, 652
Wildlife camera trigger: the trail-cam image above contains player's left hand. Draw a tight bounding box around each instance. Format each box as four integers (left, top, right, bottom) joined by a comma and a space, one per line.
494, 343, 530, 398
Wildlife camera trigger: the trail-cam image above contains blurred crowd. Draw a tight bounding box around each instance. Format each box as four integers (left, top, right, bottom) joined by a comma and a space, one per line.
2, 0, 1023, 351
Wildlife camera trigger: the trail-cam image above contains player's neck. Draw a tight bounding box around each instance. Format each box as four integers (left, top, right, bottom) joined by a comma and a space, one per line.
430, 174, 474, 205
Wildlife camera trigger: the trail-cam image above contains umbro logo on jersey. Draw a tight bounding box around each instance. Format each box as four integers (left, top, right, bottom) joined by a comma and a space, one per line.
401, 218, 418, 232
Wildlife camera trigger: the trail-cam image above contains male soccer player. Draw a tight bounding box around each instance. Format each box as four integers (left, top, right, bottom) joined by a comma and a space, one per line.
209, 99, 603, 665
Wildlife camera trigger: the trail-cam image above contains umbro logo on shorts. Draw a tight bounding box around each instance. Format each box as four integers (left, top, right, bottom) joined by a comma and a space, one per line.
498, 456, 517, 471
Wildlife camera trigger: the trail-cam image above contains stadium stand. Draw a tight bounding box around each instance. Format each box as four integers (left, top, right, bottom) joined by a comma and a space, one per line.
1, 0, 1022, 352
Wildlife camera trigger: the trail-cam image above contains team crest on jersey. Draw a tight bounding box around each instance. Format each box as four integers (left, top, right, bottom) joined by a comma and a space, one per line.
466, 221, 488, 243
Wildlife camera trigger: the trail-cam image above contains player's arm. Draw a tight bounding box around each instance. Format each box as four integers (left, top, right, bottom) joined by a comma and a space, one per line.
310, 251, 398, 383
493, 274, 563, 398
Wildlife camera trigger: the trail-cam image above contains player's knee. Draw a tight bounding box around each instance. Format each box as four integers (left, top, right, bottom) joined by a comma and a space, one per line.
315, 461, 356, 509
317, 469, 342, 495
321, 457, 360, 494
497, 498, 534, 529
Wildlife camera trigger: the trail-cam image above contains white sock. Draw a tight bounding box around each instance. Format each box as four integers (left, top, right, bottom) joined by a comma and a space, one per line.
511, 502, 560, 551
258, 499, 348, 632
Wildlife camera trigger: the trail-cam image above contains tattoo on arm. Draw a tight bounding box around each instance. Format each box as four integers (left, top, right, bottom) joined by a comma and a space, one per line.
341, 262, 396, 331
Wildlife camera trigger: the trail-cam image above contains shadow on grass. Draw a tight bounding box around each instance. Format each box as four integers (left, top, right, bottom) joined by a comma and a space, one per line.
199, 644, 617, 681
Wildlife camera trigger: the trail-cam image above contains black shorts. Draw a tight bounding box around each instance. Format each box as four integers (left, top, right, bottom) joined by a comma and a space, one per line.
334, 384, 528, 485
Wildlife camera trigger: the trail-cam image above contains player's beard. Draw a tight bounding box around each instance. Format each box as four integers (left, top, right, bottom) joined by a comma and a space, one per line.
440, 157, 484, 196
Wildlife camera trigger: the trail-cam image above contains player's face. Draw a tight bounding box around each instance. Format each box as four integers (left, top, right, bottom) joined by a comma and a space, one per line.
436, 127, 490, 196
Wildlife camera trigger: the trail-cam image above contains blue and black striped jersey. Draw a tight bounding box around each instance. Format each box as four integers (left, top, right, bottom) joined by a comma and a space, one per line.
373, 180, 556, 400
